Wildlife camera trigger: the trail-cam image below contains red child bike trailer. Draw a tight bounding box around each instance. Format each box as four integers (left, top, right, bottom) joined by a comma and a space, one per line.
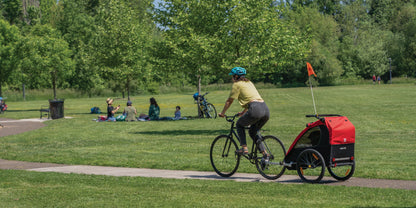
283, 114, 356, 183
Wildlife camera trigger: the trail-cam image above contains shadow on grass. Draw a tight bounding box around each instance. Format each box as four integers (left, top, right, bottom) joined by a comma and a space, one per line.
134, 129, 226, 136
5, 109, 40, 112
69, 112, 98, 115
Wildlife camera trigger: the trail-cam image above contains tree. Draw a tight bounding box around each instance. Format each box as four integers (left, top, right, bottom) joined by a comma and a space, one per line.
93, 0, 153, 99
336, 1, 390, 79
56, 0, 102, 96
0, 18, 20, 96
286, 6, 342, 85
388, 3, 416, 77
1, 0, 22, 25
154, 0, 310, 86
368, 0, 396, 30
289, 0, 343, 16
39, 0, 56, 25
16, 24, 74, 100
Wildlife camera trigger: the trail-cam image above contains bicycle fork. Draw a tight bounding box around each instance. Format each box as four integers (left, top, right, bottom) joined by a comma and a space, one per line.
222, 136, 234, 158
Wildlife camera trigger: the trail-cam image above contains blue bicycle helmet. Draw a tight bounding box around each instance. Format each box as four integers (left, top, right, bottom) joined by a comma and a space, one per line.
229, 67, 247, 76
193, 92, 199, 100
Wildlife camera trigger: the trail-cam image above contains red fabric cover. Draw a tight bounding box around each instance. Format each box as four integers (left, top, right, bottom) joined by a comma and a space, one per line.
325, 116, 355, 145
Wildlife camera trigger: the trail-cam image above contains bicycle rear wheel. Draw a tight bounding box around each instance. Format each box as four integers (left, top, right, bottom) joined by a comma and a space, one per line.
210, 135, 240, 177
205, 103, 217, 119
255, 135, 286, 180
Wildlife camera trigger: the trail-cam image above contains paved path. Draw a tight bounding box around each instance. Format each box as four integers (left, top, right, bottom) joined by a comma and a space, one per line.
1, 118, 415, 190
1, 159, 415, 190
0, 118, 47, 137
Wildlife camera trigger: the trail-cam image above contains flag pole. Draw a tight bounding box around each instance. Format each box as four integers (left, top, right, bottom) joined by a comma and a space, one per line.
309, 76, 317, 115
306, 62, 318, 115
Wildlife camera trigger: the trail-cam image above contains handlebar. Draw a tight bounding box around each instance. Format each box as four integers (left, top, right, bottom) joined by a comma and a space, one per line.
199, 92, 209, 98
306, 114, 342, 122
194, 92, 209, 104
195, 92, 209, 100
224, 114, 240, 122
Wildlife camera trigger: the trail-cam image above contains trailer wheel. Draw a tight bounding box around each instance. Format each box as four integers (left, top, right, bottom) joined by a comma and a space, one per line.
296, 149, 325, 183
328, 160, 355, 181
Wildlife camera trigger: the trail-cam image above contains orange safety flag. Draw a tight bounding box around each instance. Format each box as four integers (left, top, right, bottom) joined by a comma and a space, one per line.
307, 62, 317, 77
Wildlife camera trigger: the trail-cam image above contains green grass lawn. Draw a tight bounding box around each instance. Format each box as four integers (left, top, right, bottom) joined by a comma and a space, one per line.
1, 84, 415, 207
0, 169, 415, 208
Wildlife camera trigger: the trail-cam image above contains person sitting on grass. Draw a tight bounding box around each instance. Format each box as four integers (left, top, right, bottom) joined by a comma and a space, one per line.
174, 106, 181, 120
123, 100, 137, 122
106, 98, 120, 122
148, 97, 160, 120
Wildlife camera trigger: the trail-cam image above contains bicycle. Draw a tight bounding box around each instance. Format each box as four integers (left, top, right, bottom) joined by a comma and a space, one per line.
210, 114, 286, 180
193, 92, 217, 119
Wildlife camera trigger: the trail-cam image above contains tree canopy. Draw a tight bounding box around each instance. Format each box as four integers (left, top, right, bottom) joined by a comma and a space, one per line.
0, 18, 20, 96
0, 0, 415, 98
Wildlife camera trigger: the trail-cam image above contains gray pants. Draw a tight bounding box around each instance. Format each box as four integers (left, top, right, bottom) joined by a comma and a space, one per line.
236, 102, 270, 149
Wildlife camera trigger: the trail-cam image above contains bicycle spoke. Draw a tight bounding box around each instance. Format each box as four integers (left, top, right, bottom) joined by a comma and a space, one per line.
296, 149, 325, 183
210, 135, 239, 177
255, 135, 286, 180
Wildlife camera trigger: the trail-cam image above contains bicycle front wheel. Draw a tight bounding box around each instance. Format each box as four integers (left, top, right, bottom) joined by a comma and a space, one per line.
210, 135, 240, 177
255, 135, 286, 180
205, 103, 217, 119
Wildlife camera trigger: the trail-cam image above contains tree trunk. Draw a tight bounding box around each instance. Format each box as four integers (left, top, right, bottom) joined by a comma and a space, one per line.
197, 75, 203, 118
22, 0, 40, 25
52, 71, 57, 100
22, 83, 26, 101
127, 78, 130, 101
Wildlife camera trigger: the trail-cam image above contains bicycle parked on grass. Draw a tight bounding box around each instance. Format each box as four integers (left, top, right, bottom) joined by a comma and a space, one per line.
193, 92, 217, 119
210, 114, 286, 180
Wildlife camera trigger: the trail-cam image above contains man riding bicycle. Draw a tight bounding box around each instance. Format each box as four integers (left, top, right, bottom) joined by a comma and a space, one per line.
218, 67, 270, 161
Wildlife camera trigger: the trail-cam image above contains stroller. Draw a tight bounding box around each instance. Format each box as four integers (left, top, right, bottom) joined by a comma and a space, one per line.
283, 114, 356, 183
0, 97, 7, 114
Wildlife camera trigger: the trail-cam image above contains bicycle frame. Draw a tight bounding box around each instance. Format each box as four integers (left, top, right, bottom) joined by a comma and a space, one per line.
210, 114, 287, 179
194, 92, 217, 119
225, 115, 262, 164
196, 93, 208, 110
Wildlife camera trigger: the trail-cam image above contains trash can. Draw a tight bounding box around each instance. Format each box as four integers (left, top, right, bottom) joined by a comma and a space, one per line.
49, 99, 65, 119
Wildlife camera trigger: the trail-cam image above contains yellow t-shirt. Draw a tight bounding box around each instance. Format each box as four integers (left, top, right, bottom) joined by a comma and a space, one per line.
229, 81, 262, 108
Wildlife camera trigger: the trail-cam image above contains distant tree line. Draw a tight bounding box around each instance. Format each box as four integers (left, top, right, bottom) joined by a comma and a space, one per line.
0, 0, 415, 98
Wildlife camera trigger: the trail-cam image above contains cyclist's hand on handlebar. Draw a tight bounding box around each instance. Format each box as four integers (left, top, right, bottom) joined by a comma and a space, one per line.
218, 113, 225, 118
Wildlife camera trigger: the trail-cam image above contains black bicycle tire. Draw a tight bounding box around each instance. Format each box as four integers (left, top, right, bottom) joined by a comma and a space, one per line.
327, 160, 355, 181
205, 103, 217, 119
210, 135, 240, 177
255, 135, 286, 180
296, 149, 326, 183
